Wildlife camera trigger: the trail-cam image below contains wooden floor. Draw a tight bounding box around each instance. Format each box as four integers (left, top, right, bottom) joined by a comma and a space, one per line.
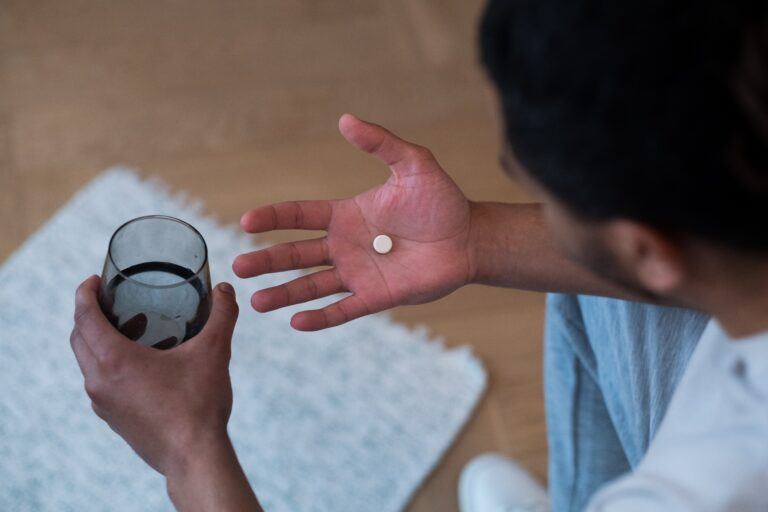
0, 2, 547, 510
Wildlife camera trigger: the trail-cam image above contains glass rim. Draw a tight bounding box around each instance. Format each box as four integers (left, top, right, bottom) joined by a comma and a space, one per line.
107, 214, 209, 289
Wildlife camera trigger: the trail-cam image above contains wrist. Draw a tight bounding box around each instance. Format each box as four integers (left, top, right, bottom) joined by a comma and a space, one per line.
166, 431, 262, 512
166, 429, 235, 494
467, 201, 491, 285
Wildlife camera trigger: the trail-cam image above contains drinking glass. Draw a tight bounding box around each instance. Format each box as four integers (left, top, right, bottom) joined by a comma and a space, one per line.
99, 215, 212, 350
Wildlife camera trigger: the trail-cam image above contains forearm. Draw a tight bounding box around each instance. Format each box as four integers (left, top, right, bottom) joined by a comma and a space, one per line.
468, 201, 641, 300
167, 433, 263, 512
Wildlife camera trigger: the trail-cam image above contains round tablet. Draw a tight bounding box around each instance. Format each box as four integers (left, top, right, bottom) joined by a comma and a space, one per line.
373, 234, 393, 254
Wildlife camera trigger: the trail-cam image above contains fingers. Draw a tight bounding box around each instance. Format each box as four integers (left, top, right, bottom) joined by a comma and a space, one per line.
240, 200, 333, 234
251, 269, 345, 313
233, 237, 330, 278
338, 113, 437, 179
70, 327, 98, 377
74, 275, 133, 361
195, 283, 239, 345
117, 313, 148, 341
290, 294, 371, 331
152, 336, 179, 350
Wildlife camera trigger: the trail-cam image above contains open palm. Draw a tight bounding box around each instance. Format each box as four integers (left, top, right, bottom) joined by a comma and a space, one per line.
233, 114, 475, 331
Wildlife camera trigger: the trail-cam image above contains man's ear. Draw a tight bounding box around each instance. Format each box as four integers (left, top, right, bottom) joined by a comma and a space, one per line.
605, 220, 686, 294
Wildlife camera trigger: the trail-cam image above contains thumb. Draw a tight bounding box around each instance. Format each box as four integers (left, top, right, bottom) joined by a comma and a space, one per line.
197, 282, 239, 345
338, 113, 437, 179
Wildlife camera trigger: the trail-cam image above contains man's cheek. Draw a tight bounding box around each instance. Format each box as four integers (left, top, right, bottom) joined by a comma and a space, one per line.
546, 206, 596, 262
545, 211, 581, 259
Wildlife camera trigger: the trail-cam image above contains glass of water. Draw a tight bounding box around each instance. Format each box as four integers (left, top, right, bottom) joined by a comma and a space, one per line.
98, 215, 212, 350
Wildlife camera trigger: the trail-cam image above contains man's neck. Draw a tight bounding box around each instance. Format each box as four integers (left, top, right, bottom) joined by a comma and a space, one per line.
714, 299, 768, 339
689, 250, 768, 339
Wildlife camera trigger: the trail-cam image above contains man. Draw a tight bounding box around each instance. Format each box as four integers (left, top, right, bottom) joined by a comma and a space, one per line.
70, 0, 768, 510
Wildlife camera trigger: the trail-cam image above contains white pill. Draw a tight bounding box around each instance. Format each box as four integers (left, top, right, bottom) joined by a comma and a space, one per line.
373, 234, 393, 254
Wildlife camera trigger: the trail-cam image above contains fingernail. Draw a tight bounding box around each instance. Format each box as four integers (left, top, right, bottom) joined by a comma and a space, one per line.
219, 282, 235, 295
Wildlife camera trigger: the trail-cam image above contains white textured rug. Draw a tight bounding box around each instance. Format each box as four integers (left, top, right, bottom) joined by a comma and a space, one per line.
0, 168, 486, 512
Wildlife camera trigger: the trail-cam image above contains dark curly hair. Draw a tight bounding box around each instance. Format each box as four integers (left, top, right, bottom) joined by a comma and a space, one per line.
480, 0, 768, 252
